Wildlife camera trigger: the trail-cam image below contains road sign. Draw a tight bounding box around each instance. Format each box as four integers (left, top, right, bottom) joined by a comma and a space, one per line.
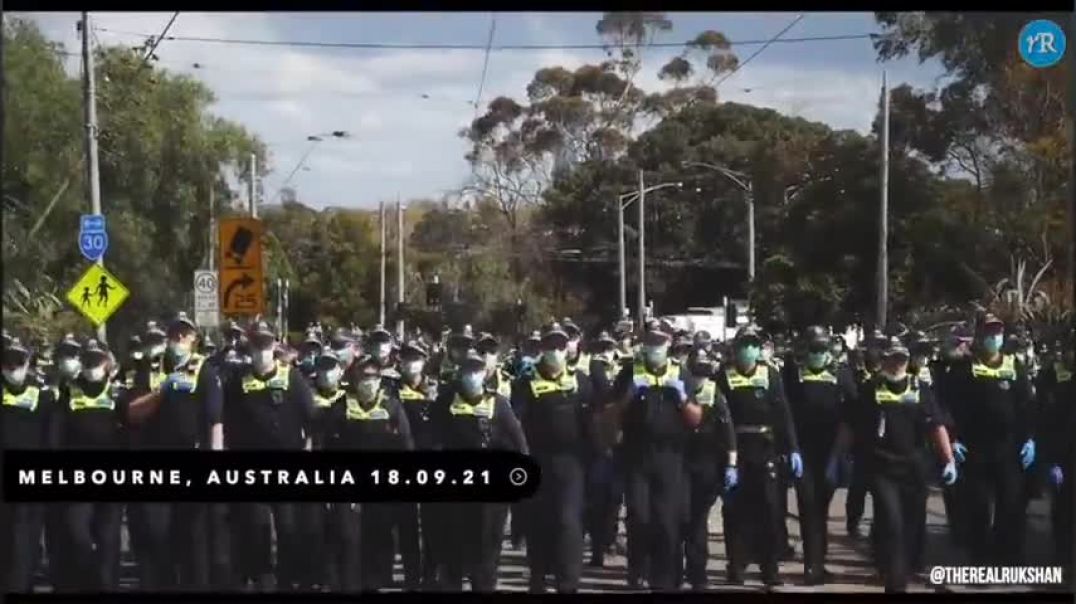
78, 213, 108, 262
218, 217, 265, 316
65, 264, 129, 327
194, 270, 220, 328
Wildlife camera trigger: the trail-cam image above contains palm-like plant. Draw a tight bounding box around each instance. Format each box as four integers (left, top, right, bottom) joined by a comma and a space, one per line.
2, 277, 82, 340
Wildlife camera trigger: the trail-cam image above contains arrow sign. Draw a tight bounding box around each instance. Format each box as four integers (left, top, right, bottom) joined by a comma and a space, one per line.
78, 214, 108, 262
223, 272, 255, 309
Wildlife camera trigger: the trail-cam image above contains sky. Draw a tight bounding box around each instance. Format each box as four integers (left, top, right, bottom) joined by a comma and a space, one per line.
21, 12, 947, 209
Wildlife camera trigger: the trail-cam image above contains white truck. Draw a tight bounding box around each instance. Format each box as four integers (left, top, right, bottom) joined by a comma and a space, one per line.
659, 299, 750, 342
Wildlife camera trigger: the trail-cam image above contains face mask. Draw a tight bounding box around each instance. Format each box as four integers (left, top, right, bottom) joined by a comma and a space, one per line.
375, 343, 391, 360
542, 349, 567, 369
83, 365, 107, 383
252, 349, 275, 373
149, 344, 166, 359
60, 358, 82, 379
643, 345, 668, 367
333, 347, 354, 366
981, 334, 1003, 354
460, 371, 486, 398
167, 341, 191, 365
566, 340, 580, 356
402, 360, 425, 380
356, 377, 380, 402
317, 367, 342, 390
736, 346, 760, 366
883, 369, 908, 383
806, 352, 829, 370
131, 351, 144, 361
484, 353, 499, 372
3, 365, 28, 386
300, 355, 316, 370
521, 355, 536, 367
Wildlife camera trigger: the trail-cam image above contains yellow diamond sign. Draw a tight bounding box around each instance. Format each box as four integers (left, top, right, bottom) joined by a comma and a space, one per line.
65, 264, 130, 327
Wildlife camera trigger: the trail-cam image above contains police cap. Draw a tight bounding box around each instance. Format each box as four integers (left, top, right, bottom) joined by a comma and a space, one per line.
976, 313, 1004, 333
224, 320, 243, 338
144, 321, 167, 340
80, 339, 111, 364
366, 324, 393, 344
3, 337, 31, 365
459, 350, 487, 372
56, 333, 82, 356
352, 354, 382, 378
399, 340, 430, 360
642, 325, 672, 346
562, 319, 582, 339
803, 325, 829, 348
881, 336, 910, 359
734, 324, 763, 346
303, 329, 322, 347
909, 330, 933, 353
448, 325, 475, 349
541, 322, 569, 348
693, 330, 713, 348
247, 320, 276, 348
128, 334, 143, 349
595, 330, 617, 347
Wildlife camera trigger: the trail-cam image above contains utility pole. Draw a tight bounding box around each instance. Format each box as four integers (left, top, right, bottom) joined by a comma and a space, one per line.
617, 194, 627, 320
637, 169, 647, 328
249, 153, 257, 218
283, 279, 290, 338
81, 11, 106, 344
746, 182, 756, 283
379, 201, 387, 325
396, 197, 405, 340
877, 71, 890, 330
208, 185, 216, 271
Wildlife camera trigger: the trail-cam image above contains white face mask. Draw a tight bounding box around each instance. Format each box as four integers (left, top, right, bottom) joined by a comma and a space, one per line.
484, 353, 499, 371
356, 377, 380, 401
132, 351, 144, 361
60, 358, 82, 378
542, 349, 567, 369
252, 349, 275, 372
3, 365, 29, 386
401, 360, 425, 380
566, 340, 580, 356
83, 365, 107, 383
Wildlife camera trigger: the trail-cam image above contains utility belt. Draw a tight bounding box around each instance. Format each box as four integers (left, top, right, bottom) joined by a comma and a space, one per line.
735, 424, 773, 435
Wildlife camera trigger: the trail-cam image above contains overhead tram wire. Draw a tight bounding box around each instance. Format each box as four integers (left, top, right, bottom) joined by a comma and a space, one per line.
95, 28, 874, 52
473, 13, 497, 118
715, 13, 806, 89
140, 12, 180, 69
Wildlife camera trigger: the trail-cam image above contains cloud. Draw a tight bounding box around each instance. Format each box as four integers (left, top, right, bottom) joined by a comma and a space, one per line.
18, 12, 941, 209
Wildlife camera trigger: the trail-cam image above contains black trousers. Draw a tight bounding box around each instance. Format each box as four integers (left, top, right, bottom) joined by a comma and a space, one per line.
846, 450, 870, 528
796, 450, 836, 577
57, 503, 122, 591
584, 452, 622, 561
868, 467, 926, 593
333, 503, 364, 593
44, 504, 70, 587
963, 456, 1027, 565
438, 503, 507, 592
1050, 465, 1073, 566
128, 503, 210, 590
625, 447, 686, 591
208, 503, 232, 589
2, 503, 44, 592
233, 503, 304, 590
723, 456, 781, 580
360, 503, 421, 590
525, 453, 585, 593
678, 460, 722, 588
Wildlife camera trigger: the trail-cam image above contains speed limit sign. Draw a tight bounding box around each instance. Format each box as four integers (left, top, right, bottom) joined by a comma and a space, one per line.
193, 270, 220, 327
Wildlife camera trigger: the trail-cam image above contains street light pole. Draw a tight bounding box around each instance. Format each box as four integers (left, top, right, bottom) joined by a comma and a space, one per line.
682, 161, 755, 283
637, 170, 646, 327
617, 194, 627, 319
618, 177, 683, 328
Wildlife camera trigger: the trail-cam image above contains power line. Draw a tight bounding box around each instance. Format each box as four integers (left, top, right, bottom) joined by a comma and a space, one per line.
140, 11, 180, 69
715, 14, 806, 89
472, 13, 497, 118
95, 27, 874, 52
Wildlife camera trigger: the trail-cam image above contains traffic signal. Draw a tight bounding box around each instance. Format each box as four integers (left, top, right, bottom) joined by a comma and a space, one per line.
725, 299, 738, 328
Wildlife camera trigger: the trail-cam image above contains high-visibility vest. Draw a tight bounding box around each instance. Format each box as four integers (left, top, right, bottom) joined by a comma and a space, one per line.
2, 385, 40, 412
725, 365, 770, 390
449, 394, 495, 418
529, 372, 579, 397
1054, 363, 1072, 384
799, 367, 838, 384
875, 382, 921, 405
971, 355, 1016, 381
693, 379, 717, 407
241, 363, 291, 393
492, 371, 512, 398
569, 353, 591, 376
167, 355, 205, 393
345, 391, 390, 421
314, 389, 345, 408
632, 362, 681, 387
399, 383, 428, 402
69, 383, 116, 411
149, 370, 167, 391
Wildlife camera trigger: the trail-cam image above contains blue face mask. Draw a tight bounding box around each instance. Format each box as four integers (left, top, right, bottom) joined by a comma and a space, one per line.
806, 352, 829, 370
981, 334, 1003, 354
737, 345, 761, 366
643, 345, 668, 366
461, 371, 485, 398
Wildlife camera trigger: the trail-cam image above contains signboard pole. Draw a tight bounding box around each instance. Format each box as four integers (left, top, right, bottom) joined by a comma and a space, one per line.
81, 11, 107, 344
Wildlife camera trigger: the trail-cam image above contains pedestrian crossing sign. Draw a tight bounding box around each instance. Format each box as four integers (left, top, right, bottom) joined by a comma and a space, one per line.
65, 263, 130, 327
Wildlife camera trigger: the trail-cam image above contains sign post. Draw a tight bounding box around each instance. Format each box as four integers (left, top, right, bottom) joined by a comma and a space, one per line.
194, 270, 220, 328
218, 217, 265, 317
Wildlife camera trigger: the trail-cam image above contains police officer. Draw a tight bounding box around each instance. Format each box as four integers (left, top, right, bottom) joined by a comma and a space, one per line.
3, 338, 57, 592
324, 354, 413, 592
53, 339, 125, 591
783, 325, 857, 585
479, 333, 511, 400
716, 325, 802, 587
1037, 329, 1073, 574
432, 350, 528, 592
671, 334, 693, 368
947, 313, 1035, 565
126, 312, 224, 590
297, 328, 323, 383
584, 331, 622, 568
43, 334, 84, 587
396, 340, 440, 589
223, 320, 316, 591
366, 324, 397, 379
677, 347, 737, 591
438, 325, 475, 385
513, 322, 593, 593
121, 335, 143, 384
563, 320, 590, 377
828, 336, 957, 593
305, 347, 347, 591
613, 320, 635, 363
613, 324, 692, 590
847, 328, 886, 538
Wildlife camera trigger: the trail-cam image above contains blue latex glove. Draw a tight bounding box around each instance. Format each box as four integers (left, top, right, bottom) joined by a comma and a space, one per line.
1049, 464, 1064, 488
1019, 439, 1036, 470
952, 441, 968, 464
724, 466, 739, 492
941, 460, 958, 486
824, 456, 840, 485
664, 377, 687, 402
789, 451, 804, 479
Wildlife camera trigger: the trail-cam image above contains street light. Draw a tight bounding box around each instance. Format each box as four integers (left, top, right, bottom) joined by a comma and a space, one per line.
617, 172, 683, 326
273, 131, 351, 203
682, 160, 755, 283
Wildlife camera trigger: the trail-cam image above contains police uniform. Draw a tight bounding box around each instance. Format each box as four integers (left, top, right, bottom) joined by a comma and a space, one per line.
513, 323, 593, 593
2, 339, 58, 592
1036, 337, 1074, 570
847, 329, 886, 537
323, 354, 413, 592
222, 321, 316, 591
53, 340, 126, 591
431, 351, 528, 592
614, 327, 692, 590
583, 332, 622, 568
782, 327, 858, 584
947, 315, 1035, 565
842, 338, 948, 592
715, 326, 799, 586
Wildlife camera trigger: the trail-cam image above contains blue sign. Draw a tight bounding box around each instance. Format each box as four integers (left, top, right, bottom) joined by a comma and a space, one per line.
78, 213, 108, 262
1019, 20, 1066, 69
